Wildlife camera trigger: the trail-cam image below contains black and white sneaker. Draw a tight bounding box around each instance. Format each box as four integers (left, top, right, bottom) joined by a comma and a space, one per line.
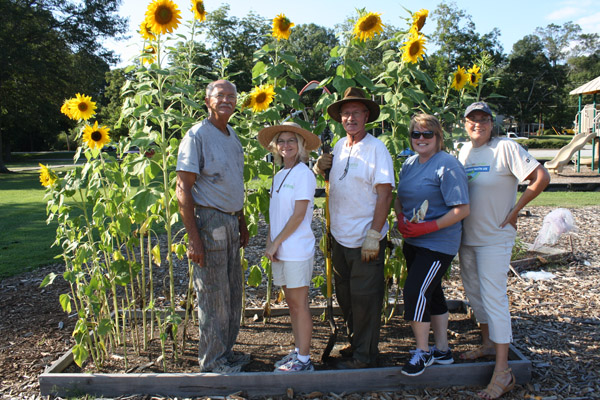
401, 348, 433, 376
430, 345, 454, 365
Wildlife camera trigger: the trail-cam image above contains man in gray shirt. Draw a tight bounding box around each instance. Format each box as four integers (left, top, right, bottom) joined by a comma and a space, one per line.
176, 79, 249, 373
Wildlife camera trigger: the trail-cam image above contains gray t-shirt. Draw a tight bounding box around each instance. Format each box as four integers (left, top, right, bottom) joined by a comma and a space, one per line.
176, 119, 245, 213
397, 151, 469, 255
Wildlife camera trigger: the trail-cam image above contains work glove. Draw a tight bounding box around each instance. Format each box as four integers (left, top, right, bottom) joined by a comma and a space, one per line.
361, 229, 381, 262
313, 153, 333, 176
397, 217, 439, 238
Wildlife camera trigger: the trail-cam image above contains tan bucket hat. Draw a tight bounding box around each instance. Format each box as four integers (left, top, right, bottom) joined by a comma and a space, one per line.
327, 87, 380, 123
257, 121, 321, 151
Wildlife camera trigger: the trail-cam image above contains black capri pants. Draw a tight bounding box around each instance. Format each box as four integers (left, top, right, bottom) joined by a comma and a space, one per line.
402, 242, 455, 323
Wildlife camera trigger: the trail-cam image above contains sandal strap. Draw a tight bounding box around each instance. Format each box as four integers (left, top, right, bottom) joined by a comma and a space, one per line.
480, 368, 515, 399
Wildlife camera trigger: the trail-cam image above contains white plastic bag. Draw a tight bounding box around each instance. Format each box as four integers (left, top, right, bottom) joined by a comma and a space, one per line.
531, 208, 577, 250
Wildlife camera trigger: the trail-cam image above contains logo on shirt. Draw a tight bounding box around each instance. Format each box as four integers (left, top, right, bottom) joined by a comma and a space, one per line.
465, 165, 490, 182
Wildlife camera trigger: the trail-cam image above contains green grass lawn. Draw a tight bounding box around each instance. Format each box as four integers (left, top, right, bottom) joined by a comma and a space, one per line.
0, 170, 63, 278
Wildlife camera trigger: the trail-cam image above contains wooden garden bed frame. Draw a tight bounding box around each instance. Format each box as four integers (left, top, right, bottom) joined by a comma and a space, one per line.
39, 300, 532, 398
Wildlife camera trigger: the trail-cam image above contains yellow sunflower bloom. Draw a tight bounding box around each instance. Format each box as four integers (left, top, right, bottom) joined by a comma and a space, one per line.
412, 9, 429, 32
82, 121, 111, 150
272, 13, 294, 40
191, 0, 207, 22
68, 93, 96, 121
401, 33, 427, 64
451, 66, 468, 91
468, 64, 482, 87
249, 84, 275, 112
353, 12, 384, 42
140, 20, 156, 41
145, 0, 181, 36
60, 98, 76, 119
39, 164, 57, 187
141, 45, 157, 65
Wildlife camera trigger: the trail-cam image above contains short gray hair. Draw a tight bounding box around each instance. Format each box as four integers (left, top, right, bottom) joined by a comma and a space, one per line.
206, 80, 237, 98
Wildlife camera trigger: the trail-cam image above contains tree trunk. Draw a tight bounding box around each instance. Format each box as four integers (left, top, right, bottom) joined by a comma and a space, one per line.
0, 128, 12, 174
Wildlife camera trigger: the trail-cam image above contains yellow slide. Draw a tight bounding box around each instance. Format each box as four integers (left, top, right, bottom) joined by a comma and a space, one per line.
544, 132, 596, 173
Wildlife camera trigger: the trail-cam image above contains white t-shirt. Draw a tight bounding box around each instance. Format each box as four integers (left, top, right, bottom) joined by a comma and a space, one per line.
459, 138, 539, 246
269, 162, 316, 261
329, 134, 395, 248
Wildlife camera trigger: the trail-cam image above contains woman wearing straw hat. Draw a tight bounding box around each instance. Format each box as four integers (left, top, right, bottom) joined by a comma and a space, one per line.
258, 121, 321, 373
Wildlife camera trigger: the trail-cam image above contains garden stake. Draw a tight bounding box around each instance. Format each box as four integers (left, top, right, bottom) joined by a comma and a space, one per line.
320, 138, 337, 363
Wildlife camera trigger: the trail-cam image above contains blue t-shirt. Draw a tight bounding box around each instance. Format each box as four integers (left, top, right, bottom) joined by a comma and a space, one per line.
397, 151, 469, 255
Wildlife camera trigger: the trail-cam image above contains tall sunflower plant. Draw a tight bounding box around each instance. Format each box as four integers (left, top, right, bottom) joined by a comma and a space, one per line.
42, 0, 215, 370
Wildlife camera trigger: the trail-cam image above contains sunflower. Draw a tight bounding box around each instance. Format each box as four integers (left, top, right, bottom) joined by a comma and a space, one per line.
401, 33, 426, 64
468, 64, 482, 87
68, 93, 96, 120
412, 9, 429, 32
145, 0, 181, 35
191, 0, 207, 22
272, 13, 294, 40
353, 12, 384, 42
82, 121, 111, 150
249, 84, 275, 112
60, 98, 76, 119
141, 45, 157, 65
39, 164, 57, 187
451, 66, 468, 91
140, 20, 156, 40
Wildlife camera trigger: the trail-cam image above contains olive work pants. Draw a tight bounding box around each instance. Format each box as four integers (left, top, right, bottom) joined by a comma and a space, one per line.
191, 207, 242, 372
331, 236, 386, 366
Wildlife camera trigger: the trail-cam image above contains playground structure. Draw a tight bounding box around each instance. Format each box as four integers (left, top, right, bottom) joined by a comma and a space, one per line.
545, 76, 600, 174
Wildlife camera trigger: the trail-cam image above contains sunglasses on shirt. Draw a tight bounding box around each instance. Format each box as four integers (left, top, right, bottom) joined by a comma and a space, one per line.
410, 131, 435, 139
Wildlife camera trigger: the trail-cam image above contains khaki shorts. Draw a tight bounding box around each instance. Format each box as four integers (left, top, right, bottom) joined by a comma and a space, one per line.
272, 257, 314, 288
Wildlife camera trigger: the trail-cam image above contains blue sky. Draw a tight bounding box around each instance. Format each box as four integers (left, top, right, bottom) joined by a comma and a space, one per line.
106, 0, 600, 67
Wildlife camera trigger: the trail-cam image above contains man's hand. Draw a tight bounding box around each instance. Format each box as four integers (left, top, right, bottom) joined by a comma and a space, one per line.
397, 217, 439, 238
361, 229, 381, 262
187, 236, 205, 266
264, 240, 280, 262
313, 153, 333, 175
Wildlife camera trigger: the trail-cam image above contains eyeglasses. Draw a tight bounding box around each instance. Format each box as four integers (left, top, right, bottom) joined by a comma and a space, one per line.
211, 93, 237, 102
276, 138, 297, 145
340, 110, 367, 119
466, 118, 491, 125
410, 131, 435, 139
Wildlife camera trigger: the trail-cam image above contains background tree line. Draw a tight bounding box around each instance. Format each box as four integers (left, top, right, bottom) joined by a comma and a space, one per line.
1, 0, 599, 172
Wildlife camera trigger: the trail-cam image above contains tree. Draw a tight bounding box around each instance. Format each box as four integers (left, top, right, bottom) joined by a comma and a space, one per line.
0, 0, 128, 172
534, 22, 582, 66
199, 5, 270, 92
426, 1, 504, 100
497, 35, 570, 131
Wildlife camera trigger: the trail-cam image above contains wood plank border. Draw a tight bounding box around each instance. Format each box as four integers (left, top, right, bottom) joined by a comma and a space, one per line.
39, 301, 532, 398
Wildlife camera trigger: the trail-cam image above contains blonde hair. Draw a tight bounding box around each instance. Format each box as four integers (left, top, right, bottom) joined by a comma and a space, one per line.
269, 132, 308, 166
409, 113, 445, 152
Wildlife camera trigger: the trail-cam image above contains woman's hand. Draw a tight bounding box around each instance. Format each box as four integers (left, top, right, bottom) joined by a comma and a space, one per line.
265, 240, 280, 262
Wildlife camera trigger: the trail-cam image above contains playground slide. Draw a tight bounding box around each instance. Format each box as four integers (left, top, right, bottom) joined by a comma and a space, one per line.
544, 132, 596, 173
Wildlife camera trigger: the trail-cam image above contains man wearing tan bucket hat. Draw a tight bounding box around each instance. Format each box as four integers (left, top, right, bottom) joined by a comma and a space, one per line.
258, 121, 321, 372
313, 87, 394, 369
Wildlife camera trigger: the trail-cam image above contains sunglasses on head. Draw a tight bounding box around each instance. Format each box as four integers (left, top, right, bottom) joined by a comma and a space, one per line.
410, 131, 435, 139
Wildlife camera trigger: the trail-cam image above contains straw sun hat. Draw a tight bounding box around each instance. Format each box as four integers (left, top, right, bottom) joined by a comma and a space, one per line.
257, 121, 321, 151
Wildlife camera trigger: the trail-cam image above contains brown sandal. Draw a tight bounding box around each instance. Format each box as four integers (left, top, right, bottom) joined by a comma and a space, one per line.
478, 368, 516, 399
459, 346, 495, 360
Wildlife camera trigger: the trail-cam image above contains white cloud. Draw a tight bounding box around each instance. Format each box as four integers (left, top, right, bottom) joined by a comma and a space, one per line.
546, 7, 581, 21
576, 12, 600, 33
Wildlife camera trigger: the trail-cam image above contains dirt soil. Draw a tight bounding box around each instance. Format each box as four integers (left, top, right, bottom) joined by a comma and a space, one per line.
1, 176, 600, 399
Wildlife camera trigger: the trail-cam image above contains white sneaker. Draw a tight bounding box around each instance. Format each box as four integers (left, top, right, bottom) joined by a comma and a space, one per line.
274, 350, 297, 368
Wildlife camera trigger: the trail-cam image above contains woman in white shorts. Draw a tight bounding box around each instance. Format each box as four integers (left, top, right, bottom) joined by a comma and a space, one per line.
258, 121, 320, 373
